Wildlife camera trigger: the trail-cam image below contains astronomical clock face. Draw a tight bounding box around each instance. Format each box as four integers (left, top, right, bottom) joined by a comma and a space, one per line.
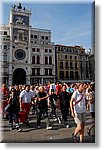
15, 49, 26, 60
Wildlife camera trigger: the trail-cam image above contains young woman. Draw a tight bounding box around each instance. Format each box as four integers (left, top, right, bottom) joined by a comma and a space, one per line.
8, 88, 21, 132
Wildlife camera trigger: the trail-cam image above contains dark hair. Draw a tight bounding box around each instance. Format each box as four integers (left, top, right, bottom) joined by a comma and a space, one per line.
25, 85, 30, 88
51, 89, 54, 92
11, 88, 16, 92
62, 84, 66, 87
88, 88, 91, 93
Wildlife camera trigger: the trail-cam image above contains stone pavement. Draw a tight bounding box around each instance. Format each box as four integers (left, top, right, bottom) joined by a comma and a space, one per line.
0, 110, 95, 143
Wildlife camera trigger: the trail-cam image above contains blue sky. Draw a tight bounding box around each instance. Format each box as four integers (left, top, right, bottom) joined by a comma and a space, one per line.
1, 0, 93, 50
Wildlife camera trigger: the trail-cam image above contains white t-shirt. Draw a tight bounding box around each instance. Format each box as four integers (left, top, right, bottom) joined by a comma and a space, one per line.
20, 90, 34, 103
72, 89, 86, 113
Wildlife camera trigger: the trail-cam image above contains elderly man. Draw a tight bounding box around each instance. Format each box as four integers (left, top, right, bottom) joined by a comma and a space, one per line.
36, 86, 52, 130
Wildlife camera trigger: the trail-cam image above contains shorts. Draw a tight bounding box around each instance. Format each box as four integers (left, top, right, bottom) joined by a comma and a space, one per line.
74, 112, 86, 124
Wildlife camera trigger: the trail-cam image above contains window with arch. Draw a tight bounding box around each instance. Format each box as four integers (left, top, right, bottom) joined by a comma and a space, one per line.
60, 62, 63, 69
65, 62, 68, 68
70, 62, 73, 69
70, 71, 74, 79
66, 71, 69, 79
75, 63, 77, 69
37, 68, 40, 75
60, 71, 64, 79
37, 55, 40, 64
32, 68, 35, 75
49, 69, 52, 75
45, 56, 48, 64
45, 68, 48, 75
32, 56, 35, 64
49, 56, 52, 64
75, 71, 79, 79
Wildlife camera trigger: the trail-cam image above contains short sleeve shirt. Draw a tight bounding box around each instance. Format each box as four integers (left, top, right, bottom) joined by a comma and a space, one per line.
72, 89, 86, 113
19, 90, 33, 103
37, 92, 47, 108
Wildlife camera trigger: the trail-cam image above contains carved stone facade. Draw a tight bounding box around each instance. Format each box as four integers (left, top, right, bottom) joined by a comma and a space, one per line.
0, 3, 91, 85
0, 4, 55, 85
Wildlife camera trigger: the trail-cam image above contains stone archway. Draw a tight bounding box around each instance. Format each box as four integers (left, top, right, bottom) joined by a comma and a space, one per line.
13, 68, 26, 85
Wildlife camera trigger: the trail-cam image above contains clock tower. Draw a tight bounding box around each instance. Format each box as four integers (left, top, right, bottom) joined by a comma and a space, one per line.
9, 3, 32, 85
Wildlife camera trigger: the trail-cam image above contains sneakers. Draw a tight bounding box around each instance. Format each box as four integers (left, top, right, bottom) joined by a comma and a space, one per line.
17, 128, 22, 132
46, 125, 52, 130
65, 124, 70, 128
9, 127, 21, 132
64, 122, 70, 128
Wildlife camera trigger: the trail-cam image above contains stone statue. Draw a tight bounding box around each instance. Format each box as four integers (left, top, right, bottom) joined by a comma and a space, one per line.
18, 3, 22, 9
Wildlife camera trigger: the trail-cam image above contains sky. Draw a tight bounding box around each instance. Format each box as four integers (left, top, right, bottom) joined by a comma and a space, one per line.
0, 0, 94, 51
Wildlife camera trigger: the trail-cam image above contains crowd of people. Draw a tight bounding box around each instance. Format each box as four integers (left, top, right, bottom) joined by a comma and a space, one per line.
0, 80, 95, 142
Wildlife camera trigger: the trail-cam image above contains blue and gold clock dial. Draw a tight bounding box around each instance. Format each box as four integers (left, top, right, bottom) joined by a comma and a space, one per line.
15, 49, 26, 60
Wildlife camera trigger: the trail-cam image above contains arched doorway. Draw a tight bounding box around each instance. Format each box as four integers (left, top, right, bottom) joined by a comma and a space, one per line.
13, 68, 26, 85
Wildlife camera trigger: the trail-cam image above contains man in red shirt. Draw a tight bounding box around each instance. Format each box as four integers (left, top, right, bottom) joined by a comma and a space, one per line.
56, 82, 62, 95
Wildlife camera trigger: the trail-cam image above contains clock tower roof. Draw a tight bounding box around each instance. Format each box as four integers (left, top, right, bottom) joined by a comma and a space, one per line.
9, 3, 31, 26
11, 3, 31, 16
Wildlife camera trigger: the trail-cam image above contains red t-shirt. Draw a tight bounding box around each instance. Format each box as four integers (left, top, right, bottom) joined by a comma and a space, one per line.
56, 85, 62, 95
